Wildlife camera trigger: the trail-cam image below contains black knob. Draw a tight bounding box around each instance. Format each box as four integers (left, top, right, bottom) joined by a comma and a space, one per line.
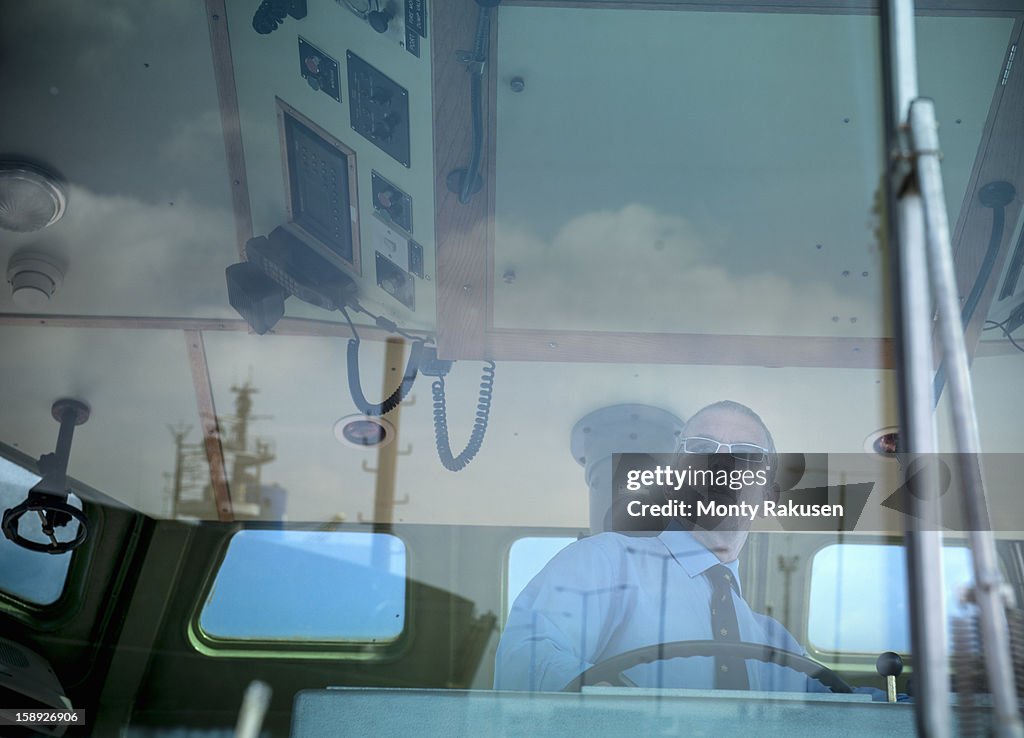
876, 651, 904, 678
368, 9, 393, 33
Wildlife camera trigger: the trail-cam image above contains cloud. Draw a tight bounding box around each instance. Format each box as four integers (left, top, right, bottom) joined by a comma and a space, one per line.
495, 204, 876, 335
1, 184, 238, 318
159, 109, 225, 165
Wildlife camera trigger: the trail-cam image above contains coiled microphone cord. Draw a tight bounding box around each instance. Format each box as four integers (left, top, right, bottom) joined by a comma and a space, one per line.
432, 361, 495, 471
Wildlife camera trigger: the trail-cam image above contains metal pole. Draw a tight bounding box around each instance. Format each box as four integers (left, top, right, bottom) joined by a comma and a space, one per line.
910, 98, 1024, 738
880, 3, 952, 737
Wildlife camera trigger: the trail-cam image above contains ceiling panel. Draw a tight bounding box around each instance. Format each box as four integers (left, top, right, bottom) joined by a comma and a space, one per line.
491, 8, 1012, 337
0, 0, 239, 319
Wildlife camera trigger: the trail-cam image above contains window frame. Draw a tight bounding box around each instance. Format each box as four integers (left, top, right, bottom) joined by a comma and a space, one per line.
801, 535, 997, 673
187, 523, 414, 661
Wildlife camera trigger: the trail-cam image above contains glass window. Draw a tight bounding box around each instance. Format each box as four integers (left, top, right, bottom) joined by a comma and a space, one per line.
808, 542, 975, 654
199, 530, 406, 642
507, 536, 575, 615
0, 457, 80, 606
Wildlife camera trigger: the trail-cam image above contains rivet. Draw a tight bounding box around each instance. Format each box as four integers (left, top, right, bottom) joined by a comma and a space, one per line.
462, 284, 472, 293
862, 271, 869, 277
815, 244, 823, 250
842, 270, 850, 277
548, 341, 558, 349
832, 316, 840, 322
850, 317, 858, 323
510, 76, 525, 93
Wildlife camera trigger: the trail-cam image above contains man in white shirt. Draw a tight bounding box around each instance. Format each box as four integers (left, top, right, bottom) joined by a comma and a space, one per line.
494, 401, 830, 693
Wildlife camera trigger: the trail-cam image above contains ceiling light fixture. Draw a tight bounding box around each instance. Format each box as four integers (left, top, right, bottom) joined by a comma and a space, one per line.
864, 426, 900, 457
333, 414, 395, 449
0, 162, 68, 232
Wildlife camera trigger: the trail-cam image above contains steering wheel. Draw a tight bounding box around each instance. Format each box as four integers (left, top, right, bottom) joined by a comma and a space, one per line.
2, 496, 89, 554
561, 640, 854, 693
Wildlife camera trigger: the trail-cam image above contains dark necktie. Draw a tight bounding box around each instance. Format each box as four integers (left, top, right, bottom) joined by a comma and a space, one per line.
705, 564, 749, 690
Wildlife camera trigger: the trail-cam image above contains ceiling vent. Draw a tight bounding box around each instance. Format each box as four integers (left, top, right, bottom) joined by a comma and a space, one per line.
0, 162, 68, 232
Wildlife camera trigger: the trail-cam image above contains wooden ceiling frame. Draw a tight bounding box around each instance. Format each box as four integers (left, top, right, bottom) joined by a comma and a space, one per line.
432, 0, 1024, 368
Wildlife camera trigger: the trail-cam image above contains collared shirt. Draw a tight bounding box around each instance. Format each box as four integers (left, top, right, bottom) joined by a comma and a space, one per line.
494, 529, 824, 692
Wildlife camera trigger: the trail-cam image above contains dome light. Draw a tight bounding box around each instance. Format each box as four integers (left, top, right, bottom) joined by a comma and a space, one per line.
0, 162, 68, 232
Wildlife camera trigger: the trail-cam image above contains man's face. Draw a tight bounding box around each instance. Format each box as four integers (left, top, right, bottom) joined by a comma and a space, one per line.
678, 407, 775, 563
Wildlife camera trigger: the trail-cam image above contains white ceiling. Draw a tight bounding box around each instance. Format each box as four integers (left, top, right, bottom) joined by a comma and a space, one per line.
0, 0, 239, 319
0, 1, 1020, 527
492, 8, 1013, 336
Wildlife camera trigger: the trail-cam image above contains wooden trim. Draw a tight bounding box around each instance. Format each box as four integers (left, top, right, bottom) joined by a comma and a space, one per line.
0, 313, 429, 343
276, 97, 363, 276
0, 311, 898, 367
184, 330, 233, 522
503, 0, 1024, 16
432, 0, 494, 359
205, 0, 253, 259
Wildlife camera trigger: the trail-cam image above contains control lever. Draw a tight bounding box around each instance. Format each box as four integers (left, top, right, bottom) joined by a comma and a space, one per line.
875, 651, 904, 703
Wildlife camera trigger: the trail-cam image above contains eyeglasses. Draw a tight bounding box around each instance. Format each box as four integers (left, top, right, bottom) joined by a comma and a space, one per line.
676, 436, 771, 464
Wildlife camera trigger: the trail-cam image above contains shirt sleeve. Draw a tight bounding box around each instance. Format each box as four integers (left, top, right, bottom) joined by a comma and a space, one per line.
494, 537, 630, 691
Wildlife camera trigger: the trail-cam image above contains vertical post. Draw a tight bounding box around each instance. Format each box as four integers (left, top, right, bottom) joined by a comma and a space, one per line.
880, 2, 951, 737
911, 98, 1024, 738
371, 337, 406, 572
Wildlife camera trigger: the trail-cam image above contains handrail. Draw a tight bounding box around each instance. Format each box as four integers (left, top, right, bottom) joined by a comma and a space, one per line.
881, 3, 951, 737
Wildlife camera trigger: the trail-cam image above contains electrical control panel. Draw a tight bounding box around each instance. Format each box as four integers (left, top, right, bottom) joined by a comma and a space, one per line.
371, 170, 413, 233
373, 217, 424, 282
376, 251, 415, 310
298, 37, 341, 101
347, 52, 411, 168
279, 100, 359, 272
